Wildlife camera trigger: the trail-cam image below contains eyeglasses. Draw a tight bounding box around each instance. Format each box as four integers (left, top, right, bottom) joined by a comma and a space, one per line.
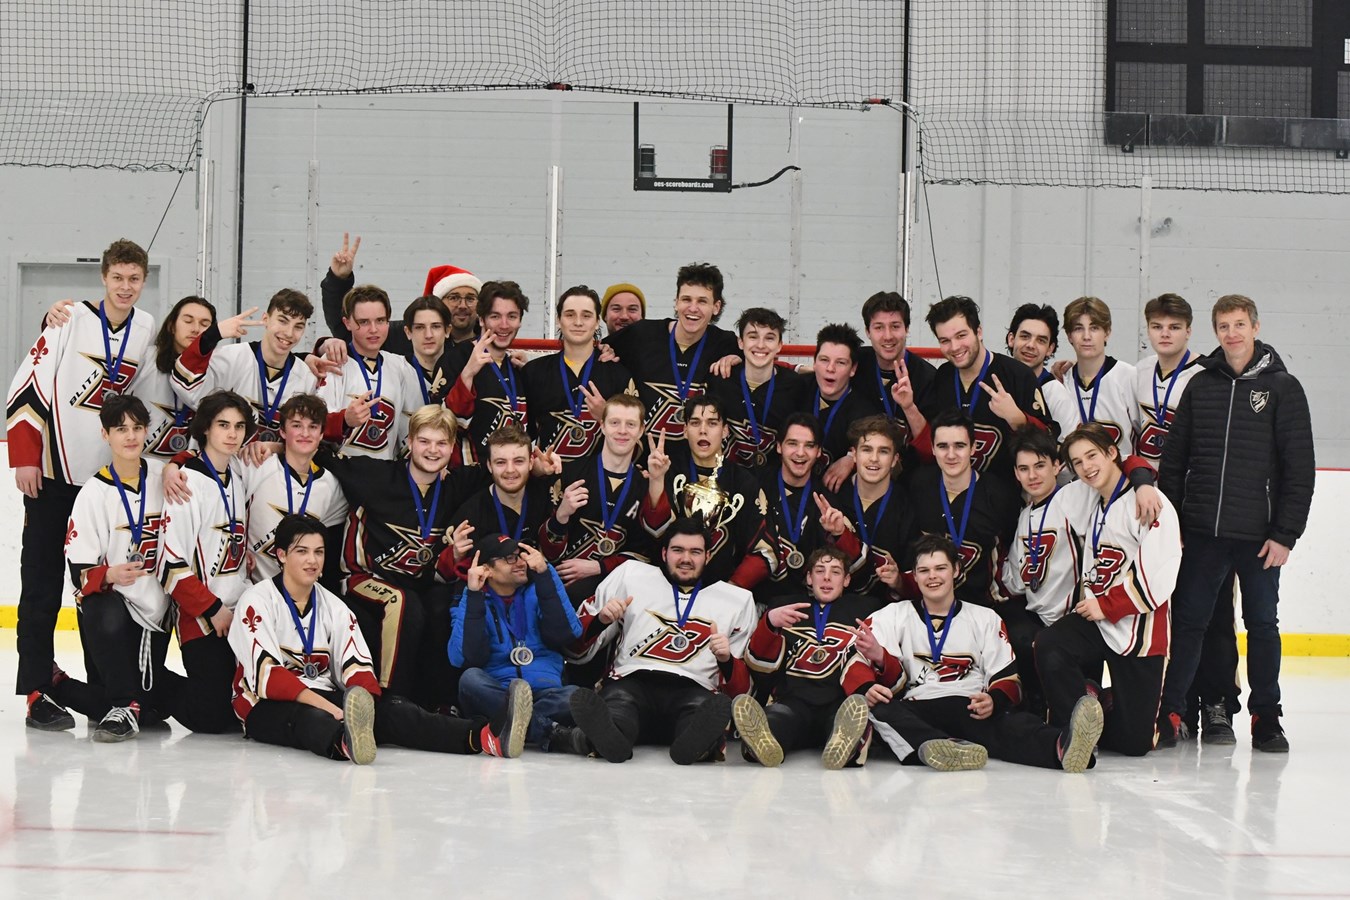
444, 292, 477, 305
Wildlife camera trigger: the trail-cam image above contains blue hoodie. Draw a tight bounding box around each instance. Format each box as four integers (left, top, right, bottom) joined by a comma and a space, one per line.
448, 564, 582, 690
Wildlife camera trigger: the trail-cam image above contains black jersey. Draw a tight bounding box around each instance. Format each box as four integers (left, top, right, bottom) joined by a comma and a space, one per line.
907, 464, 1021, 607
602, 318, 740, 450
522, 350, 636, 464
853, 347, 938, 424
647, 458, 777, 588
537, 453, 655, 573
444, 342, 528, 462
839, 478, 917, 599
449, 479, 557, 560
322, 451, 487, 591
811, 386, 882, 468
746, 592, 886, 707
754, 469, 848, 606
706, 367, 811, 470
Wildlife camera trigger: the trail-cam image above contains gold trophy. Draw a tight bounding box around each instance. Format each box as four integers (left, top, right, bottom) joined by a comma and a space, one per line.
678, 452, 742, 527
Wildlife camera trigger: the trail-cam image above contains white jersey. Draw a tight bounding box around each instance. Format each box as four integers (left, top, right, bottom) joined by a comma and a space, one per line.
328, 351, 416, 459
1133, 352, 1203, 463
571, 560, 756, 691
241, 455, 349, 582
1078, 482, 1180, 657
229, 576, 381, 722
160, 455, 251, 643
851, 599, 1020, 703
7, 301, 156, 485
131, 366, 196, 459
1038, 374, 1081, 437
1002, 481, 1095, 626
1068, 357, 1138, 459
65, 459, 172, 631
172, 340, 327, 444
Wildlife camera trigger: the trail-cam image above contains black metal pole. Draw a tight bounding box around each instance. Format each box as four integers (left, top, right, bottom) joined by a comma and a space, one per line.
234, 0, 250, 314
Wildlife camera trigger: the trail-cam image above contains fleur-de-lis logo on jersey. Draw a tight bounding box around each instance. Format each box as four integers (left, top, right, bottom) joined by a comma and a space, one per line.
30, 337, 49, 366
242, 606, 262, 633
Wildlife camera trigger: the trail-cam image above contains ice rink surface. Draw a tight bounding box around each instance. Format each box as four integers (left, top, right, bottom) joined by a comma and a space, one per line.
0, 633, 1346, 899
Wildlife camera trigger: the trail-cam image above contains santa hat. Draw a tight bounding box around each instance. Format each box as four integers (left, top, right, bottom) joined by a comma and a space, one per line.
423, 265, 483, 299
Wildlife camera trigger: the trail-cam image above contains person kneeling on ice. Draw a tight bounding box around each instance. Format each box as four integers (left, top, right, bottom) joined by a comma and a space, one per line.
449, 534, 584, 753
841, 533, 1103, 773
564, 517, 757, 764
229, 514, 530, 763
734, 546, 883, 769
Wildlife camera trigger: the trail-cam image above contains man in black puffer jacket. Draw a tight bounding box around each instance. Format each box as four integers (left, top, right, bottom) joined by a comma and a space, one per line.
1158, 295, 1315, 753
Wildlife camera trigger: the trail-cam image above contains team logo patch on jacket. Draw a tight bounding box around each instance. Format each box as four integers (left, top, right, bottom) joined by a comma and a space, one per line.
1250, 390, 1269, 413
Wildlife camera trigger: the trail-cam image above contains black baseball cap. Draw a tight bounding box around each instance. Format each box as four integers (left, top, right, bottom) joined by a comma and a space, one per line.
477, 533, 521, 564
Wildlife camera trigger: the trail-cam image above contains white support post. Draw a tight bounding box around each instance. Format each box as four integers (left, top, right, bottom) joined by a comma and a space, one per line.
306, 160, 320, 304
788, 109, 803, 341
197, 158, 214, 296
1138, 172, 1153, 355
545, 165, 563, 340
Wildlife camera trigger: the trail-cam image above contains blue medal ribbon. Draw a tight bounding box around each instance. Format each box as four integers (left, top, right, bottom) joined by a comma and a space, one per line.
254, 343, 295, 428
739, 369, 776, 445
597, 456, 635, 536
414, 364, 432, 405
349, 342, 384, 400
953, 350, 992, 416
668, 327, 709, 404
922, 601, 956, 666
777, 472, 812, 546
1091, 475, 1129, 556
489, 356, 521, 413
560, 351, 598, 419
851, 481, 894, 548
489, 587, 530, 646
1073, 362, 1105, 425
98, 302, 134, 394
284, 461, 315, 516
492, 486, 527, 541
407, 464, 444, 542
672, 582, 703, 633
278, 581, 318, 668
939, 471, 978, 550
811, 601, 829, 644
873, 362, 895, 419
814, 385, 851, 438
1151, 352, 1190, 426
1026, 485, 1061, 581
109, 459, 147, 554
200, 452, 239, 537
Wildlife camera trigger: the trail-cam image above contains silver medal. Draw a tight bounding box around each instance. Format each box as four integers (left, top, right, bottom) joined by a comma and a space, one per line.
786, 549, 805, 569
367, 425, 384, 442
509, 645, 534, 667
126, 551, 145, 566
670, 633, 689, 651
169, 434, 188, 452
810, 647, 829, 664
303, 662, 319, 680
1029, 576, 1042, 593
596, 536, 617, 556
416, 547, 433, 564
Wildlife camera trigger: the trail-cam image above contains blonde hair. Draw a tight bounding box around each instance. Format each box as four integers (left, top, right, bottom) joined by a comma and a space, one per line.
407, 405, 457, 443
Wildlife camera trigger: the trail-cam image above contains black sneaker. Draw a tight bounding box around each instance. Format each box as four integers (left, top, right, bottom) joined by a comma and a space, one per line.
1057, 694, 1104, 773
917, 738, 988, 771
92, 703, 141, 743
543, 722, 589, 755
1201, 703, 1237, 746
732, 695, 783, 767
1154, 711, 1188, 749
341, 687, 377, 765
25, 691, 75, 732
669, 693, 732, 766
569, 689, 632, 763
822, 695, 871, 771
1251, 714, 1290, 753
